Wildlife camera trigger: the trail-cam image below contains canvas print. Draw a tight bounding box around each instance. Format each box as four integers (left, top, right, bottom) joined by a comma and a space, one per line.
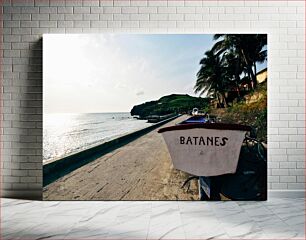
43, 34, 267, 200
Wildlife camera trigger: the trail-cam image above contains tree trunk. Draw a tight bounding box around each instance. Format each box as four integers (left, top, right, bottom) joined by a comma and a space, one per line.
254, 62, 257, 87
235, 75, 241, 98
222, 93, 228, 108
246, 70, 253, 90
216, 93, 224, 108
249, 64, 257, 89
241, 49, 257, 90
235, 59, 241, 98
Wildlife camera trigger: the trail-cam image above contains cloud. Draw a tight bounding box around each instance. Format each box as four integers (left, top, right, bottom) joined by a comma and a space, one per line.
44, 34, 213, 113
136, 91, 144, 96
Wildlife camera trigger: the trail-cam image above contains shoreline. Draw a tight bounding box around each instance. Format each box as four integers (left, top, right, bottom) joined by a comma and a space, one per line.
43, 114, 180, 187
43, 129, 149, 165
43, 114, 199, 200
43, 114, 177, 165
43, 112, 151, 165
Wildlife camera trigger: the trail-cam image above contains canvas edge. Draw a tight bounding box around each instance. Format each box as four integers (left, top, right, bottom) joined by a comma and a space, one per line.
1, 190, 304, 200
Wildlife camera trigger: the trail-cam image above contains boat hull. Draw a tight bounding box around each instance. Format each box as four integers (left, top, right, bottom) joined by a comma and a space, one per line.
160, 127, 246, 176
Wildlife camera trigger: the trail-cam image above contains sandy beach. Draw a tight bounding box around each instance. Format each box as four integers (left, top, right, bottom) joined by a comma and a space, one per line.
43, 115, 199, 200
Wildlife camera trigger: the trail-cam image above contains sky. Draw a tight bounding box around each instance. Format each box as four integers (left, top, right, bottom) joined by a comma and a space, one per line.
43, 34, 267, 114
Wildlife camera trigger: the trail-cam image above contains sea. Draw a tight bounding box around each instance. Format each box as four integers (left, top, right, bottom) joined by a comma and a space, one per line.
43, 112, 152, 163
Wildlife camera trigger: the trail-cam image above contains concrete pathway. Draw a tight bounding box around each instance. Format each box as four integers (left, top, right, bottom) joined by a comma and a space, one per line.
43, 115, 199, 200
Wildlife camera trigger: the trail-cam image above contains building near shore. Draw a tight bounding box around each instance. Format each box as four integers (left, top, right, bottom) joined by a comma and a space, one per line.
256, 68, 268, 84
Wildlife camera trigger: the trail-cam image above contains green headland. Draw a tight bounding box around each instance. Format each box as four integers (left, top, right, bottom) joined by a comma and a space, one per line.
130, 94, 210, 119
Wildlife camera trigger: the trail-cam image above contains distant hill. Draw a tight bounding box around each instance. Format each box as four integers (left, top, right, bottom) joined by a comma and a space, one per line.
130, 94, 210, 119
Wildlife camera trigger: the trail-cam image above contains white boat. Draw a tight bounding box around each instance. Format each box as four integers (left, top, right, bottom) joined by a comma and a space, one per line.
191, 108, 199, 116
158, 122, 251, 176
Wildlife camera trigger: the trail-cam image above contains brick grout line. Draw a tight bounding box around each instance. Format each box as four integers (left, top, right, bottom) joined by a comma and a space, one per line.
0, 0, 305, 195
0, 1, 3, 239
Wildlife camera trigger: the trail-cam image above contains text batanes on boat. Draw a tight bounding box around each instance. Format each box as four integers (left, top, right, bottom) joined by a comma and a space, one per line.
159, 123, 251, 177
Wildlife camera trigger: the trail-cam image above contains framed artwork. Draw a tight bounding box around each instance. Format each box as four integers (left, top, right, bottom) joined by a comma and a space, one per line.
43, 34, 267, 200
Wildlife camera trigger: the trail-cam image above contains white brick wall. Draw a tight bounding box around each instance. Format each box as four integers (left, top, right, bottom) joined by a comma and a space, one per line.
1, 0, 305, 198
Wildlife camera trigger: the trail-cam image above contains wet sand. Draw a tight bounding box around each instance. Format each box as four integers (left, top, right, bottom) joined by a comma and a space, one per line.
43, 115, 199, 200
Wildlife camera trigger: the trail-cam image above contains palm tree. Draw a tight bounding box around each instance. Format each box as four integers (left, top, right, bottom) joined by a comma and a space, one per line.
241, 34, 267, 89
212, 34, 267, 89
194, 50, 229, 107
248, 35, 267, 85
223, 50, 244, 98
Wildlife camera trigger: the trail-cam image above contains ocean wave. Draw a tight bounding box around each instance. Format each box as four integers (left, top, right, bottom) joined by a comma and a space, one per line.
43, 112, 151, 162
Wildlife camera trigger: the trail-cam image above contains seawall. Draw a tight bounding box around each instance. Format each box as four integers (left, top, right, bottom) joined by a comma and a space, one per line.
43, 115, 180, 186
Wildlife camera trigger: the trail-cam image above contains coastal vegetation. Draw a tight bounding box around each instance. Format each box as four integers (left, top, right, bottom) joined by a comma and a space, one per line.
195, 34, 267, 108
194, 34, 267, 140
210, 82, 267, 142
130, 94, 210, 119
